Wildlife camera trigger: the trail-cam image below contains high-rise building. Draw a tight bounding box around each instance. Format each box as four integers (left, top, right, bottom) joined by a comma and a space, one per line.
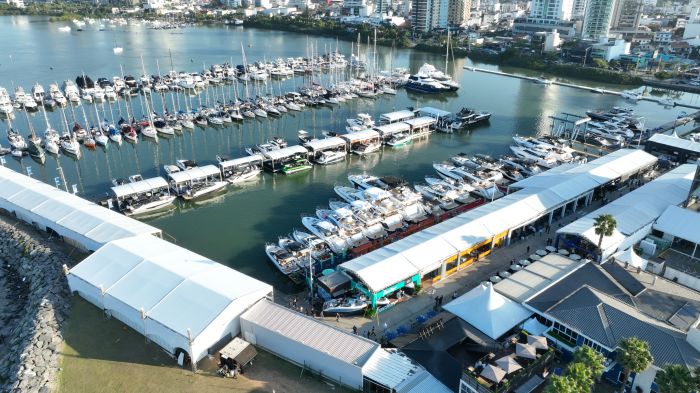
581, 0, 617, 39
528, 0, 574, 23
571, 0, 588, 19
375, 0, 388, 15
412, 0, 440, 32
447, 0, 472, 26
611, 0, 642, 32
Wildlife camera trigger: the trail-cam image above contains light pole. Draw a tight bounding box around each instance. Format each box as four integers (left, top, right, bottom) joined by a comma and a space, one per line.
582, 46, 591, 67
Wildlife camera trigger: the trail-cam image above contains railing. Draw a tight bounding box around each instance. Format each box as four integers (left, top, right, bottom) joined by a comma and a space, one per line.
461, 349, 556, 393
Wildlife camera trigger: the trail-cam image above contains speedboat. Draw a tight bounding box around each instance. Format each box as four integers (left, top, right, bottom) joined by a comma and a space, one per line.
322, 298, 367, 315
265, 243, 303, 276
0, 88, 14, 115
315, 149, 346, 165
7, 129, 27, 150
301, 216, 348, 254
346, 113, 375, 132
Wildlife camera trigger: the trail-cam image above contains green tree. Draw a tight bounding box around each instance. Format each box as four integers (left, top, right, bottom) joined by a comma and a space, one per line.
565, 362, 594, 391
592, 58, 609, 69
616, 337, 653, 393
544, 374, 586, 393
573, 345, 606, 381
593, 213, 617, 250
655, 364, 694, 393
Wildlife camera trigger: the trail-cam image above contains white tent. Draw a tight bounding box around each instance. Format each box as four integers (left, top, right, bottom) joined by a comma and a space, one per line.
68, 235, 272, 362
614, 247, 648, 270
0, 166, 161, 251
654, 205, 700, 245
443, 282, 532, 339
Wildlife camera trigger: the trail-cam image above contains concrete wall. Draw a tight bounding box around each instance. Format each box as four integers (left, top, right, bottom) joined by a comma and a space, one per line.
664, 266, 700, 292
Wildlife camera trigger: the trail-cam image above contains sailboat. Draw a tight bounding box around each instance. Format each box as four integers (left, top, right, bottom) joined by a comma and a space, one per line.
23, 110, 45, 163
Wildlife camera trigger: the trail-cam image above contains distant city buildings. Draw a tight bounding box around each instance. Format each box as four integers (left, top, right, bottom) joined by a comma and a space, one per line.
447, 0, 471, 27
581, 0, 616, 39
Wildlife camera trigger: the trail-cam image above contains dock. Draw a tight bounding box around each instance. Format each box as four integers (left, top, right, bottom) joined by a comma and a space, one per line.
468, 67, 700, 110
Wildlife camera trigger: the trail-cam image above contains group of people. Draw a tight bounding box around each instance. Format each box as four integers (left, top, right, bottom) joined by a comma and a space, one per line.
217, 356, 241, 379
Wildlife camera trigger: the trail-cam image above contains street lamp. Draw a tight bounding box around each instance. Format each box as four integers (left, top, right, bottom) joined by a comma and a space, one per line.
582, 46, 591, 67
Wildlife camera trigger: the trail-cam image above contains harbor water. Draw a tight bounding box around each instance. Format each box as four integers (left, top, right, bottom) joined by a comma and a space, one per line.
1, 16, 697, 291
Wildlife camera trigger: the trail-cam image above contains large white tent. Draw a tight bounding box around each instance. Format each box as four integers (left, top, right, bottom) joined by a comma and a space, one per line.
444, 282, 532, 339
558, 164, 697, 259
654, 205, 700, 245
68, 235, 272, 362
0, 166, 161, 251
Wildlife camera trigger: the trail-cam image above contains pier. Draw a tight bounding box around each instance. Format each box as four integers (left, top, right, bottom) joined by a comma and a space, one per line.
468, 67, 700, 109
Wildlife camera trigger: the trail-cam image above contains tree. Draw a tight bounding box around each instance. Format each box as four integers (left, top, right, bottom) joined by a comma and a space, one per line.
593, 213, 617, 250
592, 58, 608, 69
616, 337, 653, 393
573, 345, 605, 381
565, 362, 594, 391
655, 364, 694, 393
544, 374, 586, 393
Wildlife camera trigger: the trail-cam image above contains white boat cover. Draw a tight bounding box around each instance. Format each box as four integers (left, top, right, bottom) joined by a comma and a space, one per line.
557, 164, 697, 258
219, 155, 263, 170
341, 129, 380, 142
444, 283, 532, 339
403, 116, 436, 129
67, 235, 272, 362
374, 122, 410, 136
111, 177, 169, 198
379, 110, 415, 123
263, 145, 309, 161
167, 165, 221, 184
418, 106, 451, 118
654, 205, 700, 245
0, 166, 161, 251
304, 137, 346, 151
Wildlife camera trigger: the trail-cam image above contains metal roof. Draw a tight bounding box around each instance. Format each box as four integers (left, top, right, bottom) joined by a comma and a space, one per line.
648, 133, 700, 153
403, 116, 436, 128
304, 136, 346, 151
110, 177, 169, 198
218, 155, 263, 169
167, 165, 221, 184
494, 254, 581, 302
362, 349, 420, 390
374, 122, 411, 136
341, 129, 380, 142
241, 300, 379, 366
418, 107, 451, 118
379, 110, 415, 123
654, 205, 700, 245
262, 145, 309, 160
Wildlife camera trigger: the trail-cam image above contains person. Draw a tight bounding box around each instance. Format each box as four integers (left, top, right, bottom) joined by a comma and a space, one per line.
336, 313, 340, 323
371, 327, 376, 337
352, 325, 357, 334
452, 291, 458, 299
320, 310, 324, 319
526, 245, 531, 253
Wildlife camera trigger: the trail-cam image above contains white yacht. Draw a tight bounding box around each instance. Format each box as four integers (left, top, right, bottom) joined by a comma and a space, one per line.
301, 216, 349, 254
317, 207, 368, 247
346, 113, 375, 132
31, 84, 45, 103
0, 88, 13, 115
316, 149, 347, 165
509, 146, 558, 168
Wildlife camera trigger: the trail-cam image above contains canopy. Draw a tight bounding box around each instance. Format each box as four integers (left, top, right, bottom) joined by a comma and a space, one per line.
480, 364, 506, 383
219, 155, 263, 170
515, 343, 537, 359
341, 129, 380, 142
527, 335, 548, 350
340, 247, 417, 293
443, 283, 532, 339
654, 205, 700, 245
614, 247, 648, 270
648, 133, 700, 153
418, 106, 451, 118
495, 356, 522, 374
403, 116, 436, 129
111, 177, 169, 198
263, 145, 309, 161
374, 122, 410, 136
68, 235, 272, 363
305, 137, 346, 151
167, 165, 221, 184
379, 110, 414, 123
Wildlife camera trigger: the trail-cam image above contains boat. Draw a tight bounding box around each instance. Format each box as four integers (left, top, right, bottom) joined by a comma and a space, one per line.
509, 146, 558, 168
292, 229, 334, 264
316, 149, 346, 165
621, 90, 642, 101
60, 132, 81, 158
58, 26, 71, 32
659, 98, 674, 107
31, 84, 46, 103
322, 298, 368, 315
456, 108, 492, 125
534, 76, 552, 85
404, 75, 451, 94
301, 216, 349, 254
346, 113, 375, 132
265, 243, 303, 276
7, 129, 27, 150
282, 157, 312, 175
0, 88, 14, 115
316, 207, 368, 247
386, 132, 412, 147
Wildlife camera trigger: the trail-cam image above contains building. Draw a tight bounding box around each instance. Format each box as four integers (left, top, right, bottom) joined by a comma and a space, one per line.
495, 254, 700, 393
611, 0, 642, 33
0, 166, 162, 252
590, 38, 631, 61
528, 0, 574, 22
653, 30, 673, 43
5, 0, 24, 8
240, 300, 452, 392
412, 0, 440, 32
581, 0, 616, 39
571, 0, 588, 19
447, 0, 471, 26
645, 133, 700, 164
374, 0, 387, 15
543, 29, 562, 51
66, 235, 273, 365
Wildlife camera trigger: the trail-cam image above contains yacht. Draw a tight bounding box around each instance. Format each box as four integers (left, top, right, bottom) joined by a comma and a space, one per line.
322, 298, 367, 315
316, 149, 347, 165
60, 132, 81, 158
14, 87, 38, 111
415, 63, 460, 91
7, 129, 27, 150
414, 184, 460, 211
265, 242, 303, 276
534, 76, 552, 85
356, 187, 405, 231
31, 84, 46, 103
49, 84, 67, 106
346, 113, 375, 132
456, 107, 492, 125
0, 88, 14, 115
386, 132, 412, 147
292, 230, 334, 264
301, 216, 349, 254
62, 80, 81, 103
404, 75, 451, 94
509, 146, 558, 168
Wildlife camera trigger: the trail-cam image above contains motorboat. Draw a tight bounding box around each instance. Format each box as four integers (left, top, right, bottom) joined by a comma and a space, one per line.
621, 90, 642, 101
414, 184, 460, 211
386, 132, 412, 147
0, 88, 14, 115
316, 149, 346, 165
346, 113, 375, 132
292, 229, 334, 264
322, 298, 367, 315
60, 133, 81, 158
316, 207, 368, 247
49, 84, 67, 106
265, 243, 303, 276
7, 129, 27, 150
31, 84, 46, 103
14, 87, 38, 111
301, 216, 349, 254
282, 157, 313, 175
534, 76, 552, 85
509, 146, 559, 168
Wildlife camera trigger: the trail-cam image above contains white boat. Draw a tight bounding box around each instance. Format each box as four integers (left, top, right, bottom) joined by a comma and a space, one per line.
534, 76, 552, 85
322, 298, 367, 315
31, 84, 45, 103
386, 132, 412, 147
301, 216, 349, 254
124, 194, 176, 216
58, 26, 71, 32
181, 181, 228, 201
265, 243, 303, 276
316, 207, 368, 247
316, 150, 346, 165
659, 98, 674, 107
113, 46, 124, 54
7, 129, 27, 150
414, 184, 460, 210
49, 84, 67, 106
356, 187, 405, 231
60, 133, 81, 158
0, 88, 14, 115
346, 113, 375, 132
621, 90, 642, 101
509, 146, 558, 168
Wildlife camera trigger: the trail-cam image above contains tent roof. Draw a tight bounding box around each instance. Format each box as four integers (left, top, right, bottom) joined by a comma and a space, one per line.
374, 122, 411, 135
403, 116, 436, 128
443, 283, 532, 339
362, 349, 420, 390
418, 107, 451, 118
69, 235, 272, 339
654, 205, 700, 245
649, 133, 700, 153
219, 155, 263, 169
379, 110, 415, 123
340, 247, 418, 293
0, 166, 161, 248
304, 137, 346, 151
613, 248, 648, 270
341, 129, 380, 142
111, 177, 169, 198
167, 165, 220, 184
263, 145, 309, 160
558, 164, 697, 253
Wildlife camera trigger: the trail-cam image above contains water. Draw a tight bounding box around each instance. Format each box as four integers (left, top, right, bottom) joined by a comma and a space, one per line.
0, 16, 696, 291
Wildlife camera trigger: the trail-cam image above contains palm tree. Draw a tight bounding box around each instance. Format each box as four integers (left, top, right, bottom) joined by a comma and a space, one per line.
656, 364, 694, 393
593, 213, 617, 251
574, 345, 605, 381
616, 337, 653, 393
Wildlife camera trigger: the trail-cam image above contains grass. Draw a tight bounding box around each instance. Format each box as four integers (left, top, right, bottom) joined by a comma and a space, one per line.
58, 297, 353, 393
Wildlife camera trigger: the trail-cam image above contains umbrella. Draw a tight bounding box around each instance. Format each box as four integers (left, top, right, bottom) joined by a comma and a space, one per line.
530, 254, 542, 261
558, 249, 570, 255
499, 271, 511, 278
480, 364, 506, 383
490, 276, 502, 283
536, 249, 548, 256
521, 260, 531, 266
570, 254, 582, 261
495, 356, 522, 374
528, 335, 549, 350
545, 246, 557, 252
516, 343, 537, 359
